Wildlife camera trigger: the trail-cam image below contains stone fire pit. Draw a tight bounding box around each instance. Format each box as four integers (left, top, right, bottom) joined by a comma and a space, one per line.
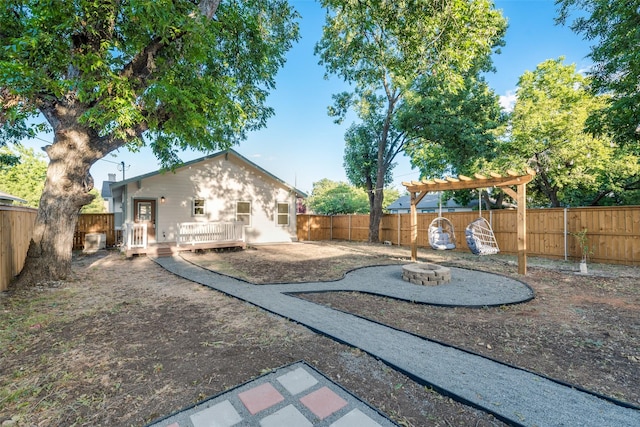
402, 263, 451, 286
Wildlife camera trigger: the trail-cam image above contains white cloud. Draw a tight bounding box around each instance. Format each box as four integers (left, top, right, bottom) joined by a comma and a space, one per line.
499, 90, 517, 113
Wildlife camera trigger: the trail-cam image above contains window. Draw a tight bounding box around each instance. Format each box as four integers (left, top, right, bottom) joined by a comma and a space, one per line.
138, 202, 152, 221
236, 201, 251, 226
421, 209, 436, 213
276, 202, 289, 226
193, 199, 205, 216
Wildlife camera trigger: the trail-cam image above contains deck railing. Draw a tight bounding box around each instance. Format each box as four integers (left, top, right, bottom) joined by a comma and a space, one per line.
123, 222, 147, 249
177, 221, 245, 247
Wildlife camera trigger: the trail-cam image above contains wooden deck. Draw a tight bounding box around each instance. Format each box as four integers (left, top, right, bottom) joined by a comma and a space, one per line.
123, 240, 246, 258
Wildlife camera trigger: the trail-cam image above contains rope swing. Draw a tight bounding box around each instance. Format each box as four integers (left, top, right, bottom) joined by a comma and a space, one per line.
465, 190, 500, 255
428, 192, 456, 250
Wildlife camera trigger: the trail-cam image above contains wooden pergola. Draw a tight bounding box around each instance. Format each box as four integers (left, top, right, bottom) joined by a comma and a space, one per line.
402, 170, 535, 275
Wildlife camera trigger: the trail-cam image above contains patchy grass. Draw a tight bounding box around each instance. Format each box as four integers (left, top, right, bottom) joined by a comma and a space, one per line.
1, 249, 504, 426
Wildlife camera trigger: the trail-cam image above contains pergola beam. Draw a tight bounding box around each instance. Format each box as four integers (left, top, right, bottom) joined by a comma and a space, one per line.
404, 171, 535, 275
403, 172, 533, 193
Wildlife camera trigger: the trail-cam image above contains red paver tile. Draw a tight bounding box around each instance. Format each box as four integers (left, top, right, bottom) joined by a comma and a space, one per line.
299, 386, 348, 420
166, 424, 179, 427
238, 382, 284, 415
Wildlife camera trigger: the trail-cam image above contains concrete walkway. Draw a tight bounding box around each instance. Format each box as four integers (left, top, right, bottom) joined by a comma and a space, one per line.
153, 256, 640, 427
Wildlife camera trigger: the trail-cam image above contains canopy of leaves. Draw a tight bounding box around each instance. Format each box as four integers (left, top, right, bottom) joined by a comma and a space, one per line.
497, 58, 639, 207
343, 117, 396, 190
556, 0, 640, 148
402, 73, 505, 179
307, 179, 369, 215
0, 145, 47, 207
316, 0, 505, 111
0, 0, 300, 167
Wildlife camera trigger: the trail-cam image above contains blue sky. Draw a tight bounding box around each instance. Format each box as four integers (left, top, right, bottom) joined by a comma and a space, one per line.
22, 0, 593, 195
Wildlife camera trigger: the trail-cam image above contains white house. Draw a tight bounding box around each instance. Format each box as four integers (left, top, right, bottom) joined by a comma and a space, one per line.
109, 150, 306, 256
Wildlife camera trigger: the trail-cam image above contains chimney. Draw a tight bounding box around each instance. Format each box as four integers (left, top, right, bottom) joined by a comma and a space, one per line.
108, 173, 117, 182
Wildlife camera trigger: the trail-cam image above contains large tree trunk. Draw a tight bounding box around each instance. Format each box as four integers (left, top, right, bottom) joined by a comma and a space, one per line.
368, 187, 384, 243
15, 125, 100, 287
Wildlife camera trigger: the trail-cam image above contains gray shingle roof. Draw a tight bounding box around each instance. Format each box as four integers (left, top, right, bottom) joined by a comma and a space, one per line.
387, 193, 468, 210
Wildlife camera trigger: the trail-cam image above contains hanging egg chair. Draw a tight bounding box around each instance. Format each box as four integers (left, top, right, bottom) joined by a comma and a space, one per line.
428, 192, 456, 250
466, 190, 499, 255
429, 218, 456, 250
465, 217, 499, 255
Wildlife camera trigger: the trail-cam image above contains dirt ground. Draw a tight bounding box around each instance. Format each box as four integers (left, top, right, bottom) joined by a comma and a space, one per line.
1, 241, 638, 426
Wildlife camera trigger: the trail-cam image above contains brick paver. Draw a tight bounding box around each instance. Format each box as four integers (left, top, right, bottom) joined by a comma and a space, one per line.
148, 362, 393, 427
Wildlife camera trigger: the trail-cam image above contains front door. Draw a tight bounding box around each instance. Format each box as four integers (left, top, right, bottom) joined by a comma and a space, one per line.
134, 199, 156, 242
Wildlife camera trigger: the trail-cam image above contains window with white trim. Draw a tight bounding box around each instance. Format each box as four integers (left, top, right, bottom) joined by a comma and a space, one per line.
192, 199, 205, 216
236, 201, 251, 226
276, 202, 289, 226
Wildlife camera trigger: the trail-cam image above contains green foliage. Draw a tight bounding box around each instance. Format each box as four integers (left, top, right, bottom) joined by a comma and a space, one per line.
557, 0, 640, 147
571, 228, 593, 262
343, 116, 396, 193
0, 0, 300, 168
0, 145, 47, 207
0, 151, 19, 167
402, 73, 505, 179
80, 189, 106, 213
307, 179, 369, 215
316, 0, 506, 239
499, 58, 639, 207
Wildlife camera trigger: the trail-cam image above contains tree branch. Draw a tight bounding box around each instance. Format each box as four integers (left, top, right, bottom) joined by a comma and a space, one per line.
198, 0, 222, 20
119, 0, 221, 91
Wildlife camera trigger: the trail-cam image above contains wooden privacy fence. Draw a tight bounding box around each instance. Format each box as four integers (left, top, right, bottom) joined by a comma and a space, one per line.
297, 206, 640, 266
0, 205, 37, 291
0, 211, 117, 290
73, 213, 116, 250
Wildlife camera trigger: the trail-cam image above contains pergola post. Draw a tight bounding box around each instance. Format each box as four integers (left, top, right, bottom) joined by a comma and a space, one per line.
517, 183, 527, 275
410, 192, 418, 261
502, 184, 528, 275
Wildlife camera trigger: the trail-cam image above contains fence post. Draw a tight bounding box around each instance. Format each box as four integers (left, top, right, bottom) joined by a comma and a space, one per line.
397, 213, 401, 246
307, 215, 311, 241
564, 208, 568, 261
330, 215, 333, 241
348, 214, 352, 241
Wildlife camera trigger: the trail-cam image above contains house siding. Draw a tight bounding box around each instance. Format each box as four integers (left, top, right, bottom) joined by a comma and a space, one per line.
122, 153, 298, 244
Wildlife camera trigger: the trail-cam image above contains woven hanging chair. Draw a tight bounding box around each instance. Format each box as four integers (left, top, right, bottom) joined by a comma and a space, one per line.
465, 217, 499, 255
428, 217, 456, 250
428, 192, 456, 250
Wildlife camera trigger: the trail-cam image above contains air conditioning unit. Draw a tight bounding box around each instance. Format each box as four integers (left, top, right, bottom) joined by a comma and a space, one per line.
84, 233, 106, 253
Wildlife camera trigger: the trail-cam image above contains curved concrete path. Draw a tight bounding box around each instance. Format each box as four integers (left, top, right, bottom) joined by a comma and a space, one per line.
154, 256, 640, 427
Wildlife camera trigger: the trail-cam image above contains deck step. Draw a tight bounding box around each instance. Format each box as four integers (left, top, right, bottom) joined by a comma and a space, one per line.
155, 246, 175, 257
